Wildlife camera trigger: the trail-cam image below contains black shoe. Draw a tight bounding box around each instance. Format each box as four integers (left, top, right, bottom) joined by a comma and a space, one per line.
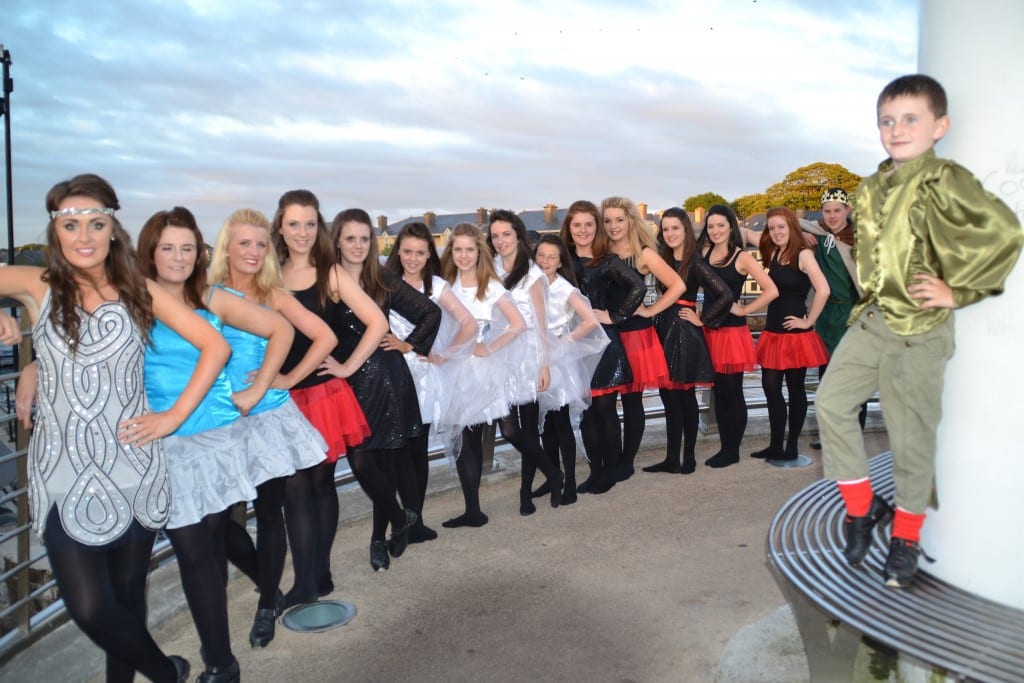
370, 540, 390, 571
681, 456, 696, 475
561, 485, 577, 506
317, 577, 334, 598
388, 509, 418, 558
197, 657, 240, 683
842, 495, 893, 565
549, 472, 563, 508
642, 460, 682, 473
750, 447, 783, 460
281, 589, 318, 611
705, 451, 739, 469
576, 477, 593, 494
883, 537, 921, 588
249, 608, 276, 648
531, 481, 552, 499
810, 440, 822, 450
520, 493, 537, 516
615, 463, 635, 482
274, 588, 285, 616
169, 655, 190, 683
408, 523, 438, 543
441, 512, 489, 528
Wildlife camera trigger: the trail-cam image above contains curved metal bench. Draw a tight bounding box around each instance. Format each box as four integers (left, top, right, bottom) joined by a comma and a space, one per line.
766, 452, 1024, 682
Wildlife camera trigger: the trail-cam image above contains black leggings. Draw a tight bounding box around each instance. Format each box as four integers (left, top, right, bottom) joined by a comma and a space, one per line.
283, 460, 340, 599
44, 509, 179, 683
579, 392, 621, 486
501, 401, 559, 496
348, 447, 405, 542
541, 406, 576, 487
659, 387, 700, 467
225, 476, 287, 610
713, 372, 747, 457
619, 391, 646, 471
396, 429, 430, 523
761, 367, 808, 457
454, 424, 485, 517
166, 510, 234, 669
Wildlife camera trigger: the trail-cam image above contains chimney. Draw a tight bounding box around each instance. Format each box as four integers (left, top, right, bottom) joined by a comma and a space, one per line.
543, 203, 557, 225
637, 202, 648, 218
476, 207, 487, 226
424, 211, 436, 230
693, 206, 706, 225
377, 215, 388, 233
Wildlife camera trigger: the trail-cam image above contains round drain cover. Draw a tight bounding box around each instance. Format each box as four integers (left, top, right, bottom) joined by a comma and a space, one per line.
766, 454, 813, 469
281, 600, 357, 633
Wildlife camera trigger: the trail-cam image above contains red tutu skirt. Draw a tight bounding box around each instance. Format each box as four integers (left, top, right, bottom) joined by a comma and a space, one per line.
620, 327, 670, 394
756, 330, 830, 370
703, 325, 757, 374
290, 378, 371, 463
663, 379, 713, 391
591, 384, 627, 398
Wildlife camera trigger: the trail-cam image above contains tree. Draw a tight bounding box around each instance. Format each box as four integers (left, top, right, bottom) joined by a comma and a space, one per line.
733, 194, 771, 220
683, 192, 729, 212
761, 162, 861, 211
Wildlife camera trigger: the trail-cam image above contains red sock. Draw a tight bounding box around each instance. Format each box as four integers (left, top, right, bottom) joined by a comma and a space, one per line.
837, 478, 873, 517
892, 508, 926, 543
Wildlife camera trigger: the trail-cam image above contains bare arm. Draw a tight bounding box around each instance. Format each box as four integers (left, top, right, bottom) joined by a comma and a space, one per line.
784, 250, 830, 330
272, 288, 338, 389
635, 247, 684, 318
733, 251, 778, 317
318, 265, 388, 379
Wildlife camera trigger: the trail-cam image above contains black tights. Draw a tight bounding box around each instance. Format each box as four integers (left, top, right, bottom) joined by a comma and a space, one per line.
225, 476, 286, 610
396, 429, 430, 527
451, 424, 486, 520
713, 372, 747, 458
579, 392, 621, 491
501, 402, 560, 497
167, 510, 234, 669
659, 387, 700, 468
757, 367, 808, 459
348, 447, 405, 542
619, 391, 646, 473
541, 407, 576, 488
283, 460, 339, 599
44, 509, 178, 683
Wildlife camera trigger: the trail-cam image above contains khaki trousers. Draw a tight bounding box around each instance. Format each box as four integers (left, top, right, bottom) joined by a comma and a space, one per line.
817, 306, 955, 513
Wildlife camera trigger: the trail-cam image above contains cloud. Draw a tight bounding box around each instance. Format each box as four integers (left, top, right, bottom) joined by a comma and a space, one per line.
3, 0, 917, 244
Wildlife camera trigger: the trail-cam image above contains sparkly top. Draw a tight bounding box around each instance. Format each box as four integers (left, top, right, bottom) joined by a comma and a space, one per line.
850, 149, 1023, 335
144, 310, 240, 436
28, 290, 169, 544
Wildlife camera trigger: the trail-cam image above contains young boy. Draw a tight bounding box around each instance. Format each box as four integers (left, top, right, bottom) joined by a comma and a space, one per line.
816, 74, 1023, 588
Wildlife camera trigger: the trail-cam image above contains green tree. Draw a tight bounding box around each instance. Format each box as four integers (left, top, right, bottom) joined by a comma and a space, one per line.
733, 194, 771, 219
683, 192, 729, 212
762, 162, 861, 211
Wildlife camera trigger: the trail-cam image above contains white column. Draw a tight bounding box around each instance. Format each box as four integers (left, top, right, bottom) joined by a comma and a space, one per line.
918, 0, 1024, 609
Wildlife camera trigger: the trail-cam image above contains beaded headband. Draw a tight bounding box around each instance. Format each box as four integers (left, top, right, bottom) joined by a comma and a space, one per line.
49, 206, 116, 220
821, 188, 849, 206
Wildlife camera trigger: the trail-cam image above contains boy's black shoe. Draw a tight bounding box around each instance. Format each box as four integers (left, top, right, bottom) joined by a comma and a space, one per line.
842, 495, 892, 565
883, 537, 921, 588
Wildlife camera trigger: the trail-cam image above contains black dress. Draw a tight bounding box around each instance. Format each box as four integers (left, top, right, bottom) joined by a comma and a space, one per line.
654, 254, 732, 387
574, 253, 645, 392
334, 270, 441, 450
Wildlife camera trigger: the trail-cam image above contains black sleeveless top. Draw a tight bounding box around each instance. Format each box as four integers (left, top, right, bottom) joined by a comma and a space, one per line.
702, 248, 747, 329
765, 255, 811, 334
282, 283, 341, 389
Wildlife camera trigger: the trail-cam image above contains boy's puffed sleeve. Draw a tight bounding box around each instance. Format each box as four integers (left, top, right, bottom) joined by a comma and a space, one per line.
923, 163, 1023, 309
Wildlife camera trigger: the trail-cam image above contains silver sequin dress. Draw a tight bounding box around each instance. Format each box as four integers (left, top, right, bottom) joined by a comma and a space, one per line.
29, 291, 169, 545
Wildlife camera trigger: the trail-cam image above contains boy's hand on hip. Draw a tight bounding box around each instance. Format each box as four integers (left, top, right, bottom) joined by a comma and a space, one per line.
908, 273, 954, 309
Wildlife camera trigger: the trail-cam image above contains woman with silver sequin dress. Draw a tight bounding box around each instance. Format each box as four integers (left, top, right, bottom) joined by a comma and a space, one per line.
3, 175, 227, 683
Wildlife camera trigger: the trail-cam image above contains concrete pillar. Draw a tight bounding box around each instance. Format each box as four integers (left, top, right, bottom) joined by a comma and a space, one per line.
919, 0, 1024, 609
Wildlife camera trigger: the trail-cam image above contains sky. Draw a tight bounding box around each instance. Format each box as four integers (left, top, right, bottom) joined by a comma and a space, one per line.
1, 0, 918, 246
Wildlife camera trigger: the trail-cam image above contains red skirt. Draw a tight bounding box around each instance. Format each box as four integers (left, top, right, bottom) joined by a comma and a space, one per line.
620, 327, 670, 394
756, 330, 830, 370
663, 379, 714, 391
703, 325, 757, 374
290, 378, 371, 463
591, 384, 627, 398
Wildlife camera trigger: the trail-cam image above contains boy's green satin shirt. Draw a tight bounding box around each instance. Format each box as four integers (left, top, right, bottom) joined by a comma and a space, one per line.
850, 149, 1023, 336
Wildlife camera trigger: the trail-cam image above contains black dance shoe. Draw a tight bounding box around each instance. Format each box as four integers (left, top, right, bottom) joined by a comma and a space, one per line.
388, 509, 418, 558
370, 540, 390, 571
169, 655, 190, 683
843, 495, 892, 565
249, 608, 276, 648
197, 657, 240, 683
531, 481, 552, 498
520, 493, 537, 516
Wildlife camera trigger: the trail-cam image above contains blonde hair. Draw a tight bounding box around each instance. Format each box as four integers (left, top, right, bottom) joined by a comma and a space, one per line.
208, 208, 283, 305
440, 223, 500, 301
601, 196, 656, 258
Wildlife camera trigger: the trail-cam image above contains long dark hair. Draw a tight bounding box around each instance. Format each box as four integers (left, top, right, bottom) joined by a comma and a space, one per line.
272, 189, 334, 308
330, 208, 394, 309
697, 204, 743, 266
42, 174, 153, 350
137, 207, 208, 311
384, 222, 441, 297
533, 234, 577, 287
487, 209, 531, 290
656, 207, 697, 283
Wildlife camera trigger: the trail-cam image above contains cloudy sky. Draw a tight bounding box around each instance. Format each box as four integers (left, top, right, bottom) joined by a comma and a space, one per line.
2, 0, 918, 245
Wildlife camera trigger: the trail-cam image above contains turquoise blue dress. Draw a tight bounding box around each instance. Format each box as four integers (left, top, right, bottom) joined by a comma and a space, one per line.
144, 311, 255, 529
216, 286, 326, 481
